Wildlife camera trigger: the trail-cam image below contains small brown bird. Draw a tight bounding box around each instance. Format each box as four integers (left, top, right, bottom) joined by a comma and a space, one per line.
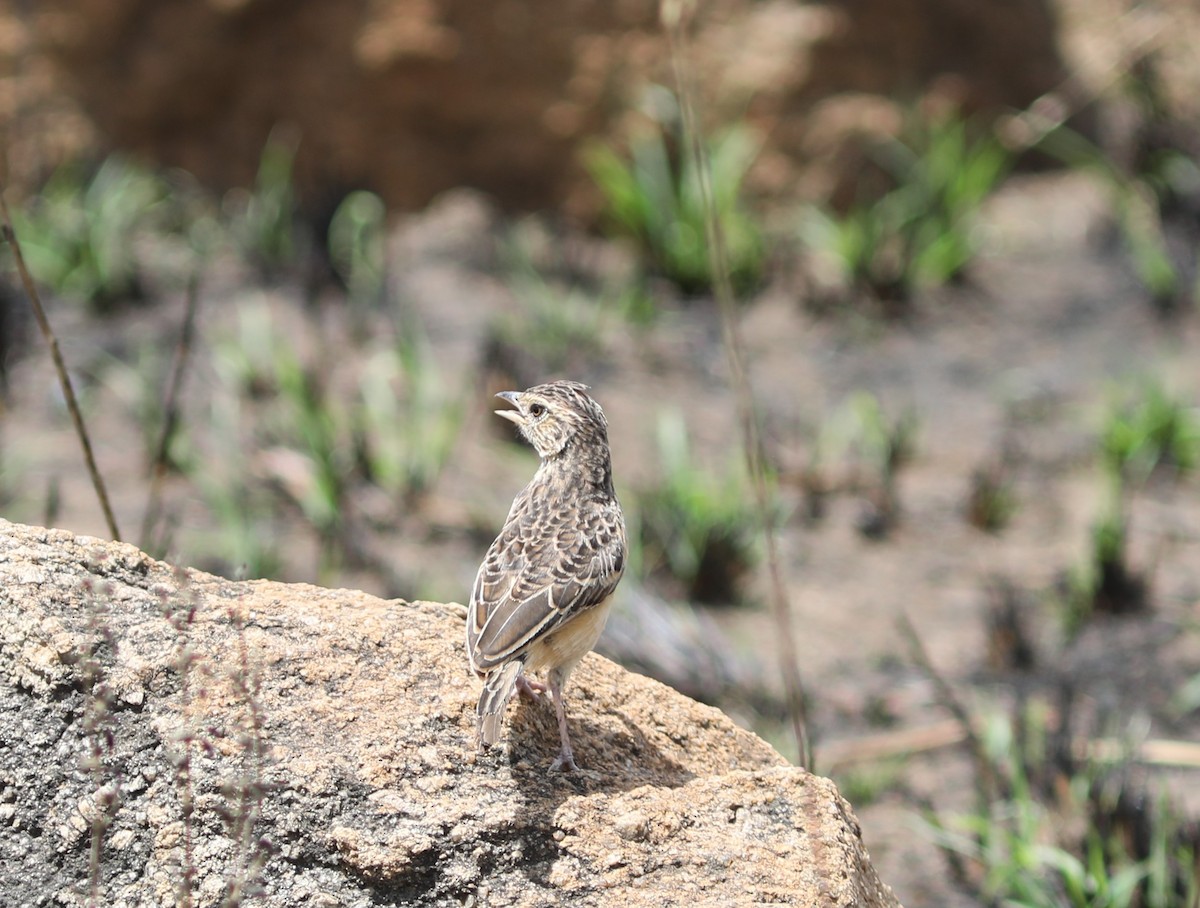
467, 381, 626, 771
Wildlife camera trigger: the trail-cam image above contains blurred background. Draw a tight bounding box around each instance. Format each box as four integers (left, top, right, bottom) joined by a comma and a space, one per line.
3, 1, 1200, 904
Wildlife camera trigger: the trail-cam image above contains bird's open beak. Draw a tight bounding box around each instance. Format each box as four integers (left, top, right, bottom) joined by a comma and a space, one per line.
494, 391, 524, 424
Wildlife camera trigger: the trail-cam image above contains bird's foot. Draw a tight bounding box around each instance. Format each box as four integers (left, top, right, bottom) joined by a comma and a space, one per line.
516, 675, 547, 700
549, 749, 578, 772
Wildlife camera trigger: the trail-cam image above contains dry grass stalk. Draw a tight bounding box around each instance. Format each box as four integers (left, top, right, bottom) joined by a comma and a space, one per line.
0, 184, 122, 540
661, 0, 812, 769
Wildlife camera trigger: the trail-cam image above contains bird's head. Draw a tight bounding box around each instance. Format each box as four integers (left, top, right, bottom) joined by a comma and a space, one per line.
494, 380, 609, 459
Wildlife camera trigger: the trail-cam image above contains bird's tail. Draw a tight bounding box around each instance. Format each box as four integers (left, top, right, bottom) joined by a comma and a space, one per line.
477, 660, 524, 749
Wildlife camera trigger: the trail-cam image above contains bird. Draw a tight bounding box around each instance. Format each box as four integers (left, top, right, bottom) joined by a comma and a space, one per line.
467, 380, 626, 771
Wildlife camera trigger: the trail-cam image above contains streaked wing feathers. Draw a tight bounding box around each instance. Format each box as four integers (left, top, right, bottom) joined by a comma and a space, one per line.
468, 495, 624, 673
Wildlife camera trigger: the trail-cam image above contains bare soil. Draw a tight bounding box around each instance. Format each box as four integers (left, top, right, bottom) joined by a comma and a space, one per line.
4, 169, 1200, 906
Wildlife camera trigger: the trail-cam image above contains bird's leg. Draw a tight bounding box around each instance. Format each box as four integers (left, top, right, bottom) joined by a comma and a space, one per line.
516, 674, 547, 700
547, 667, 578, 772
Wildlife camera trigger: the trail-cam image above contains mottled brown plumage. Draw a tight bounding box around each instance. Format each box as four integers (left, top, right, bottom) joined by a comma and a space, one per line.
467, 381, 626, 771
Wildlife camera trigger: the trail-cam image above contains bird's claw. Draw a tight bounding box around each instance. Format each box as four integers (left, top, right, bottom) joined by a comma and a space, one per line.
516, 675, 547, 700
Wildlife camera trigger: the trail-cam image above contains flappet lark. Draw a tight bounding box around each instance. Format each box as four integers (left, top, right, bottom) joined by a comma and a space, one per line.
467, 381, 626, 771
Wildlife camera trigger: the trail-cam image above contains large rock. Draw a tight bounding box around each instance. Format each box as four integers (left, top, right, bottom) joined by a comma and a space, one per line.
0, 519, 901, 907
18, 0, 1068, 211
28, 0, 659, 211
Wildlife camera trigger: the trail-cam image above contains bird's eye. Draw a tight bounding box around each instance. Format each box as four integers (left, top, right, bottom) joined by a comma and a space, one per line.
528, 403, 546, 418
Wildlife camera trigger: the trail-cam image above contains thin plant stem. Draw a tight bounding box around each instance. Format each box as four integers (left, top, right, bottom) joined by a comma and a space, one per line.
898, 612, 1000, 807
140, 271, 202, 551
176, 708, 196, 908
661, 0, 812, 770
80, 574, 120, 908
223, 599, 269, 905
161, 570, 201, 908
0, 184, 122, 540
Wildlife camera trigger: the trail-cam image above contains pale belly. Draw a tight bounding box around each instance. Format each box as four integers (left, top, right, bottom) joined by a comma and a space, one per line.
524, 596, 613, 678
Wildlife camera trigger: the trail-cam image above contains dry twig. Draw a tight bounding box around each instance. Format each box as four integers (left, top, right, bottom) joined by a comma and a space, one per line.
0, 184, 122, 540
140, 272, 202, 551
898, 612, 1001, 804
662, 0, 812, 769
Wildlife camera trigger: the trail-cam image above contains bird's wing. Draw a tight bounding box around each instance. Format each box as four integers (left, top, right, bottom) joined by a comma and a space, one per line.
468, 497, 625, 674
